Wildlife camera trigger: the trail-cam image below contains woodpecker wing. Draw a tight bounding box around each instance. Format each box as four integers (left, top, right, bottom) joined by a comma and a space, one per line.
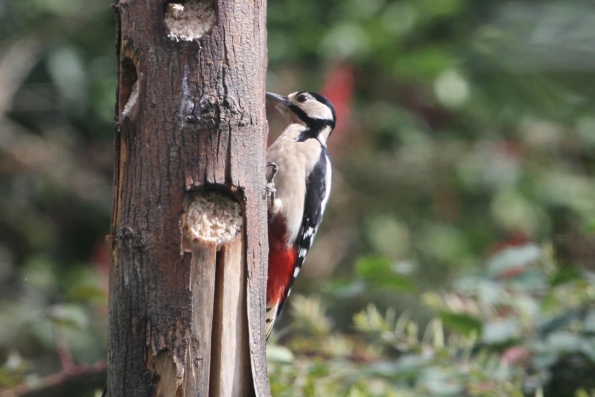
295, 148, 331, 275
264, 148, 331, 339
283, 147, 331, 306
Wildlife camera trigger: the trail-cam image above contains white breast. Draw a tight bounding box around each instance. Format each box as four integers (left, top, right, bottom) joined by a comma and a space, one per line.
267, 124, 323, 245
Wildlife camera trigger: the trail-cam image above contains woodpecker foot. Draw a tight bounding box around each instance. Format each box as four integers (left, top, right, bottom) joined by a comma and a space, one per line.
266, 162, 278, 202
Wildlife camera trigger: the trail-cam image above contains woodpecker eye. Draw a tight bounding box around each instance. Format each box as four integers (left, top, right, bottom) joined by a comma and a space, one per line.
296, 94, 308, 103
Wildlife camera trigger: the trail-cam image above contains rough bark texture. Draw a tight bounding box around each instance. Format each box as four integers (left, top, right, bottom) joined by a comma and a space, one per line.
108, 1, 269, 396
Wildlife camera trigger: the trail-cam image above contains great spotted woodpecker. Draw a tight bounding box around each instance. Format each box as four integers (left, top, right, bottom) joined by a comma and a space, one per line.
265, 91, 336, 339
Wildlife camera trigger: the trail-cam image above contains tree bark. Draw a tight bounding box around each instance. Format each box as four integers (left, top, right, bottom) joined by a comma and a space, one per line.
108, 1, 269, 396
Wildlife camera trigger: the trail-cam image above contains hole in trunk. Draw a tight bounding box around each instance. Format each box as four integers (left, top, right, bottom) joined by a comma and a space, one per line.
119, 57, 138, 117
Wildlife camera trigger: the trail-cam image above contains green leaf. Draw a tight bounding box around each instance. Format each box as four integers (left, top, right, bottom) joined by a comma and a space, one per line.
392, 46, 455, 78
47, 304, 89, 331
585, 219, 595, 234
482, 318, 521, 344
575, 389, 595, 397
486, 242, 540, 279
437, 311, 482, 336
579, 339, 595, 363
546, 331, 582, 354
326, 279, 365, 298
266, 345, 295, 364
356, 256, 417, 293
550, 267, 583, 286
68, 285, 107, 303
584, 310, 595, 333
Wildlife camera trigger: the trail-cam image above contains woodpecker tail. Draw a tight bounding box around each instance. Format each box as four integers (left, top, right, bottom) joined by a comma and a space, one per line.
265, 301, 279, 339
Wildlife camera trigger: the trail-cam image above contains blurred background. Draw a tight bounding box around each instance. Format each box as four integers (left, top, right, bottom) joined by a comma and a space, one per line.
1, 0, 595, 396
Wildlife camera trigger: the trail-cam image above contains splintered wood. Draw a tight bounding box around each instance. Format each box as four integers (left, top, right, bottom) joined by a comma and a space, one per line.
181, 191, 251, 397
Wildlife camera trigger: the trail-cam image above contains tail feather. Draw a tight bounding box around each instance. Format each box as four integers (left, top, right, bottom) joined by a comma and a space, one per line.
265, 302, 278, 339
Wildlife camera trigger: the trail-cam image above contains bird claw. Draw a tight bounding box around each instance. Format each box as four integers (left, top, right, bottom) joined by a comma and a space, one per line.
266, 162, 278, 203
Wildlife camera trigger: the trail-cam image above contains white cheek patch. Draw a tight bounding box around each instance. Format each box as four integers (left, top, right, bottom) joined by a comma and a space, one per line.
301, 101, 333, 121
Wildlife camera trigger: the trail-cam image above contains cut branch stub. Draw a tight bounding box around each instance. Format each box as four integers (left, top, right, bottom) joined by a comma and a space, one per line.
165, 0, 217, 42
184, 190, 243, 251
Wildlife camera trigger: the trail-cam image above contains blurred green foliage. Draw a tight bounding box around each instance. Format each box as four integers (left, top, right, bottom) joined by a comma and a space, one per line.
1, 0, 594, 395
269, 245, 595, 396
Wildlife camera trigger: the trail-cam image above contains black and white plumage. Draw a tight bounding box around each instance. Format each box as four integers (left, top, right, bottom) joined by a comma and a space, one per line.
265, 91, 336, 338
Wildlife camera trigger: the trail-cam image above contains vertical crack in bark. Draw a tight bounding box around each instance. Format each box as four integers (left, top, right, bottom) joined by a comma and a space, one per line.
220, 16, 233, 187
208, 245, 224, 397
226, 118, 233, 185
112, 50, 137, 268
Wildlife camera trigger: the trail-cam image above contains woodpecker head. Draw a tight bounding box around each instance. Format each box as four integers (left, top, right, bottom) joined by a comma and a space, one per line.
266, 91, 336, 144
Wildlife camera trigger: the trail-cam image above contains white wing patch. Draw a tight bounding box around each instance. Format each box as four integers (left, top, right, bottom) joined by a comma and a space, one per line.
320, 155, 332, 214
298, 247, 308, 258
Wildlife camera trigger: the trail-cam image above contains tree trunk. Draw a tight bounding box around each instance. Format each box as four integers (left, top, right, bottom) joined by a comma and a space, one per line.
108, 1, 270, 396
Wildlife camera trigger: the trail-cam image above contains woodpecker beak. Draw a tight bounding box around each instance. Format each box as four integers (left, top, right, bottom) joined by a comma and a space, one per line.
266, 92, 290, 109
